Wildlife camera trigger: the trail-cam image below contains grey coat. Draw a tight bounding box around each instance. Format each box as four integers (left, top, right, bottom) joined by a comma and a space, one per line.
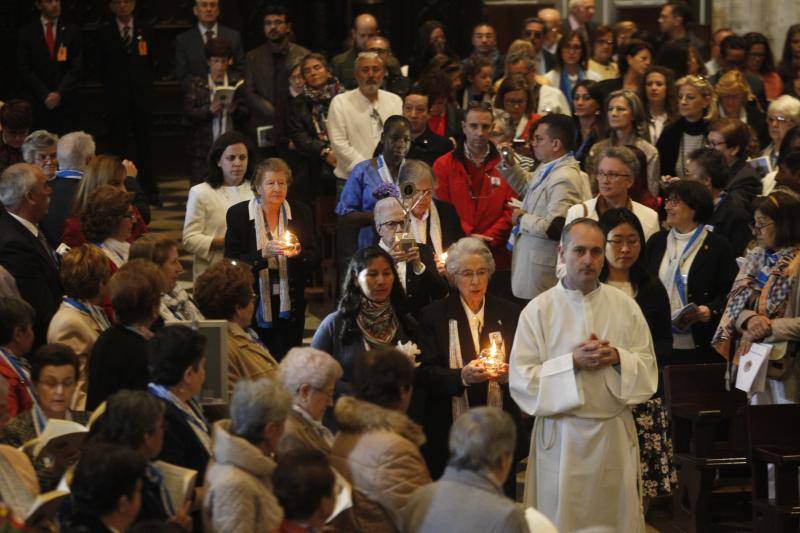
401, 467, 528, 533
499, 154, 591, 299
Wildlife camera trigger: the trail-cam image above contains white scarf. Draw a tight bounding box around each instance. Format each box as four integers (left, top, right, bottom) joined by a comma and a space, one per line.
148, 383, 212, 454
100, 238, 129, 268
251, 198, 291, 327
410, 201, 443, 257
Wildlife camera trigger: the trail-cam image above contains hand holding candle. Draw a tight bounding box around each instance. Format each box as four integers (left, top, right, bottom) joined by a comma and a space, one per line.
282, 230, 301, 257
479, 335, 508, 380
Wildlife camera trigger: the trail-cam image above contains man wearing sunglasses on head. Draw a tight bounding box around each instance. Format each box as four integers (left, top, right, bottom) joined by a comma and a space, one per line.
521, 18, 556, 75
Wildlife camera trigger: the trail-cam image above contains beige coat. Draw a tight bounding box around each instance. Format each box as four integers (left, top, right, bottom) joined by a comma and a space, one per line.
278, 406, 333, 456
330, 396, 431, 533
226, 323, 279, 394
203, 420, 283, 533
47, 303, 104, 410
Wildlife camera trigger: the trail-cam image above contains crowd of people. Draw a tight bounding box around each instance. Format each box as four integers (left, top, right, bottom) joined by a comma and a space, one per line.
1, 0, 800, 531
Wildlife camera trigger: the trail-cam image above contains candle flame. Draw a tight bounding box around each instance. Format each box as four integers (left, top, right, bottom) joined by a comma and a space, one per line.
489, 339, 497, 357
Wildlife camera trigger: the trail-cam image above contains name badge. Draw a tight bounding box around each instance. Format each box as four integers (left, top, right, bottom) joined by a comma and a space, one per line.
138, 39, 148, 56
56, 45, 67, 62
272, 284, 280, 296
490, 176, 501, 187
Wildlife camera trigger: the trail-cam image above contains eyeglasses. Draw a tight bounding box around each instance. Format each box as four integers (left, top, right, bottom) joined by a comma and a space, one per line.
705, 139, 727, 149
505, 97, 527, 107
379, 220, 404, 230
749, 221, 774, 233
607, 239, 640, 249
457, 269, 490, 280
664, 197, 683, 206
767, 115, 791, 125
523, 30, 543, 38
597, 170, 630, 180
563, 44, 582, 52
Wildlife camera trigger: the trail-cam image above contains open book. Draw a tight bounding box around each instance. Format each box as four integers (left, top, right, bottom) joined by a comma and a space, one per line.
25, 490, 70, 527
152, 461, 198, 511
212, 80, 244, 107
28, 418, 89, 460
326, 468, 352, 523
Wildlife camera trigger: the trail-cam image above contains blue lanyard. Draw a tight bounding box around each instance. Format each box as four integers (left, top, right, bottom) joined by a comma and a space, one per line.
63, 297, 90, 314
54, 169, 82, 179
673, 225, 705, 305
147, 463, 176, 516
0, 348, 38, 410
147, 383, 210, 437
524, 154, 572, 202
756, 251, 778, 288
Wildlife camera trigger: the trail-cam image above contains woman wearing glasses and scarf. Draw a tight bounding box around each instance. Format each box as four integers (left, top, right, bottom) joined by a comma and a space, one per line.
225, 158, 319, 359
713, 192, 800, 404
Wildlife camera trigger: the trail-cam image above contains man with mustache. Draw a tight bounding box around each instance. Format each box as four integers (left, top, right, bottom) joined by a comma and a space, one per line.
509, 217, 657, 533
244, 4, 309, 157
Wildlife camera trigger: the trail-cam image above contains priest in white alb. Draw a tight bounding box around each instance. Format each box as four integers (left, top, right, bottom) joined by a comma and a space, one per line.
509, 218, 658, 532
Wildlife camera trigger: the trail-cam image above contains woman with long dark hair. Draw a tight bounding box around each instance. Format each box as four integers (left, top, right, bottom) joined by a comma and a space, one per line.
572, 80, 605, 170
598, 208, 675, 504
641, 66, 678, 145
745, 32, 783, 102
778, 24, 800, 87
544, 31, 601, 107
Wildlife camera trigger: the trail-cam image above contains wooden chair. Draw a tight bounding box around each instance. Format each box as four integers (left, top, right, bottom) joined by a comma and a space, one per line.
747, 403, 800, 532
664, 363, 750, 533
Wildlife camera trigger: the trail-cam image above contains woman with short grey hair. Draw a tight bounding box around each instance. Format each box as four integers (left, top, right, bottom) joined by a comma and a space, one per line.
565, 145, 660, 242
21, 130, 58, 180
418, 237, 523, 495
204, 378, 291, 532
278, 347, 343, 455
398, 160, 464, 273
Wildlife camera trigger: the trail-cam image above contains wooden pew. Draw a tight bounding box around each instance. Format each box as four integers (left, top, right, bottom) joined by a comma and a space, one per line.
664, 364, 750, 533
747, 403, 800, 532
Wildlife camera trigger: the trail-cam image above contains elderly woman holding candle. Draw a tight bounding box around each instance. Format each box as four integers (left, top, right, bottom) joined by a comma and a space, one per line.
417, 237, 522, 494
225, 158, 319, 359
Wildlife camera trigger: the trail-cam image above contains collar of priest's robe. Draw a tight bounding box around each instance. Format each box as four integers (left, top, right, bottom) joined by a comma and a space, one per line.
558, 277, 602, 299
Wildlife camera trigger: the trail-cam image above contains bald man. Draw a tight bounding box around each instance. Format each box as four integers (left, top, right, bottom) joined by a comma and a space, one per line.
332, 13, 379, 89
537, 8, 562, 55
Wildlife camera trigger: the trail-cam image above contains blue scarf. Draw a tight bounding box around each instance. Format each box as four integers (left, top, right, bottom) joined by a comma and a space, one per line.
560, 68, 585, 108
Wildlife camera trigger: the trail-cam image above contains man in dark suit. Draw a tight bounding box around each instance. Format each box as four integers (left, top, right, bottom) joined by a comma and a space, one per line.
657, 1, 709, 60
96, 0, 159, 205
0, 163, 62, 349
244, 5, 310, 157
174, 0, 246, 90
373, 197, 449, 315
16, 0, 83, 134
522, 17, 556, 75
562, 0, 597, 46
403, 88, 453, 166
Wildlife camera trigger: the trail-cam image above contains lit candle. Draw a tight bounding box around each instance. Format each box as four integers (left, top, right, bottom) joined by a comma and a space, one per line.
439, 251, 448, 264
480, 339, 500, 372
283, 230, 296, 246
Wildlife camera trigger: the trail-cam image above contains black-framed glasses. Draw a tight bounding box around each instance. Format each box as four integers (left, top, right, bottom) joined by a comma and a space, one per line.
749, 221, 774, 233
523, 30, 543, 38
607, 238, 640, 249
379, 220, 404, 230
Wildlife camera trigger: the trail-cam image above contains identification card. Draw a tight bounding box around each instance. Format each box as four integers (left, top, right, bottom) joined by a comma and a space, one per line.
490, 176, 501, 187
138, 40, 148, 56
56, 45, 67, 62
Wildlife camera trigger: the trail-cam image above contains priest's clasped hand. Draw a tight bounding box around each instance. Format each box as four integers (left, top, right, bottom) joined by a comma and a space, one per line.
572, 333, 620, 370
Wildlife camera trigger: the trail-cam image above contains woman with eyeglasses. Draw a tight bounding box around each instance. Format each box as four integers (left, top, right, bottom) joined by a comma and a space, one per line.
311, 246, 417, 400
645, 180, 737, 365
225, 158, 319, 359
656, 75, 718, 180
494, 74, 539, 143
566, 146, 659, 241
21, 130, 58, 180
640, 66, 678, 145
588, 25, 619, 81
80, 185, 136, 271
712, 191, 800, 404
744, 32, 783, 102
597, 208, 676, 505
761, 95, 800, 170
706, 117, 761, 213
544, 31, 601, 108
587, 89, 661, 198
0, 344, 87, 492
416, 237, 522, 494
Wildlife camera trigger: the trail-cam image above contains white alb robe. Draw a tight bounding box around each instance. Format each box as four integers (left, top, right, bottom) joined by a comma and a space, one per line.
509, 281, 658, 533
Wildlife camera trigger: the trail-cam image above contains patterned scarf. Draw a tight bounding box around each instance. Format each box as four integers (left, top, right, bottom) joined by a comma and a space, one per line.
160, 287, 203, 323
303, 78, 344, 144
356, 297, 398, 348
712, 246, 800, 363
252, 198, 291, 328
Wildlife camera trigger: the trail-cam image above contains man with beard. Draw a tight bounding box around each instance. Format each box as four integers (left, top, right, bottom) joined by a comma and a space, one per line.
327, 52, 402, 183
244, 5, 309, 157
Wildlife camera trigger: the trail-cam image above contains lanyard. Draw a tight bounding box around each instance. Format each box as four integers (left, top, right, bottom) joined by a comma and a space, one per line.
0, 348, 38, 410
523, 154, 571, 210
376, 154, 402, 185
756, 251, 778, 288
147, 383, 210, 438
147, 463, 176, 516
672, 225, 705, 306
54, 169, 82, 180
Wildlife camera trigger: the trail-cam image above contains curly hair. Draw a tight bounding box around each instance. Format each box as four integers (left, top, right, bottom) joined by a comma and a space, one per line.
352, 348, 414, 409
80, 185, 133, 243
194, 260, 253, 320
60, 244, 111, 300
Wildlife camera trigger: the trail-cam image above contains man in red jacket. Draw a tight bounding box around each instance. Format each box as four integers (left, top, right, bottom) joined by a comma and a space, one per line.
433, 102, 517, 296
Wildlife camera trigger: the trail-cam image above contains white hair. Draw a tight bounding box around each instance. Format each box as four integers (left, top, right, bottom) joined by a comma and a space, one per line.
397, 159, 437, 189
768, 95, 800, 125
21, 130, 58, 164
230, 377, 292, 445
445, 237, 496, 282
279, 347, 343, 399
448, 407, 516, 473
0, 163, 39, 209
355, 51, 384, 68
56, 131, 95, 171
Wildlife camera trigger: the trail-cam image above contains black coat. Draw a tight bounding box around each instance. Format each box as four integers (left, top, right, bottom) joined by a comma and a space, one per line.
644, 229, 738, 358
710, 194, 752, 257
86, 325, 150, 411
16, 18, 83, 107
656, 117, 709, 178
174, 24, 245, 88
155, 398, 210, 484
430, 198, 467, 251
632, 277, 673, 395
0, 211, 62, 348
399, 242, 449, 315
95, 18, 155, 111
417, 292, 521, 480
727, 157, 761, 214
408, 128, 454, 167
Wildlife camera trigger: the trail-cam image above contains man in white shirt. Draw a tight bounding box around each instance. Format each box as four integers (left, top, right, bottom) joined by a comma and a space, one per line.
327, 52, 403, 182
509, 218, 657, 532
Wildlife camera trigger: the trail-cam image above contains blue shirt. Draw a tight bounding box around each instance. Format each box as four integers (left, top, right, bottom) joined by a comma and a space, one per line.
335, 159, 382, 249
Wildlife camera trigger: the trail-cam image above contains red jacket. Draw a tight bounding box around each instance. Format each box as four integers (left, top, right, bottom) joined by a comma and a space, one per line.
0, 357, 33, 420
433, 143, 516, 269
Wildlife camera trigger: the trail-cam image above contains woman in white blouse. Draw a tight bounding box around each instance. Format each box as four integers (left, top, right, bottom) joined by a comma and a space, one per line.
183, 131, 254, 280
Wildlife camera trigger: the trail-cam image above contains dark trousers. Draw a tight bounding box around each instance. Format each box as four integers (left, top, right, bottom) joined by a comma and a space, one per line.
108, 99, 157, 196
254, 299, 307, 360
